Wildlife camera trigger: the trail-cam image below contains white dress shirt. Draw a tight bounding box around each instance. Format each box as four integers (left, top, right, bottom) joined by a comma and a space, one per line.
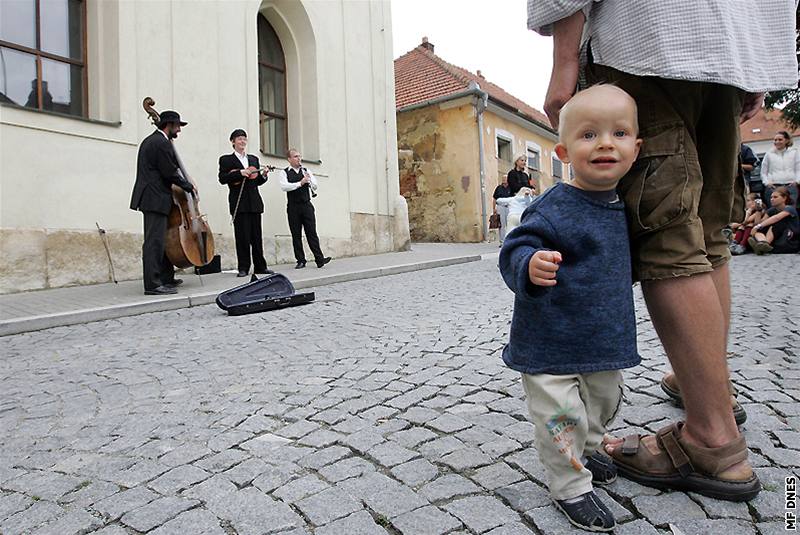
279, 166, 319, 193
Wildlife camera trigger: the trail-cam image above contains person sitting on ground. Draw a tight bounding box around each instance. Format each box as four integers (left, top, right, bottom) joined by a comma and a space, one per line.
728, 193, 765, 255
748, 186, 800, 254
497, 187, 535, 236
499, 84, 642, 532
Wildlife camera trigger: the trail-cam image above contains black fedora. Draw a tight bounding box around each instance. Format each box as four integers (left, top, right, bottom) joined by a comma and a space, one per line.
158, 110, 187, 127
229, 129, 247, 141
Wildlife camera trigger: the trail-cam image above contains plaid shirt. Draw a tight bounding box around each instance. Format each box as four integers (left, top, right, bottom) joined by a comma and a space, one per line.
528, 0, 799, 93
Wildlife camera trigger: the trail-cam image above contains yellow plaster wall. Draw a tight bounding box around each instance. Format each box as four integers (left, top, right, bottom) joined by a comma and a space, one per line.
482, 113, 560, 199
397, 101, 482, 242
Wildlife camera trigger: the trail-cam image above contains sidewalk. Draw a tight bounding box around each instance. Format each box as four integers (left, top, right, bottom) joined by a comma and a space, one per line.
0, 242, 500, 336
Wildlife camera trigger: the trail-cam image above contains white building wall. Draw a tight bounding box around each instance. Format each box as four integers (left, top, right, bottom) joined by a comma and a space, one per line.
0, 0, 407, 293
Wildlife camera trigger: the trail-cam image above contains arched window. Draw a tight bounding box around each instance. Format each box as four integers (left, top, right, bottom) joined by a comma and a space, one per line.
257, 15, 287, 157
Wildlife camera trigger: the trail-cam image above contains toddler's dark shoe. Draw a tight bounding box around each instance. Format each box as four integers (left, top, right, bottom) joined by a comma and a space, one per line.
554, 491, 616, 532
586, 451, 616, 485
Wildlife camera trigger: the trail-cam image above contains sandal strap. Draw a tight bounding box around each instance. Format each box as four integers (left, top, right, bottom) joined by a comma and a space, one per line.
621, 434, 640, 455
656, 424, 693, 477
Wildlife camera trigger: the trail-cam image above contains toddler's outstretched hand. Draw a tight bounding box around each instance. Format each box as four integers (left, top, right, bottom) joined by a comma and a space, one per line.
529, 250, 562, 286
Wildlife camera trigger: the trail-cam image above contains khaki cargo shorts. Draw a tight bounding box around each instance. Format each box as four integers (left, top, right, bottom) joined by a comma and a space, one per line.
585, 63, 745, 281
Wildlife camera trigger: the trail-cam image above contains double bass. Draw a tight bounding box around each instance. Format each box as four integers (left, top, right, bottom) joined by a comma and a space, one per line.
142, 97, 215, 268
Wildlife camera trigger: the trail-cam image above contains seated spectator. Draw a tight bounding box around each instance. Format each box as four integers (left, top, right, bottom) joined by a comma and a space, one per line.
748, 187, 800, 254
729, 193, 765, 255
497, 187, 535, 235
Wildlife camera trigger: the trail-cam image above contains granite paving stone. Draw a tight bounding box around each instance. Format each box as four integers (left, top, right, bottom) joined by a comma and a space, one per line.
420, 474, 480, 502
148, 465, 210, 494
148, 508, 227, 535
444, 495, 520, 532
92, 487, 160, 520
391, 505, 462, 535
294, 486, 363, 526
120, 496, 199, 532
314, 510, 389, 535
0, 255, 796, 534
390, 458, 440, 488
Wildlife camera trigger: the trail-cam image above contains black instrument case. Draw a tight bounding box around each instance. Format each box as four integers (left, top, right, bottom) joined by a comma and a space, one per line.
216, 273, 314, 316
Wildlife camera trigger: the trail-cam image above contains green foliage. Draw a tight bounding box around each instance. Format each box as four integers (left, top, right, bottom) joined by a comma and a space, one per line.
763, 11, 800, 129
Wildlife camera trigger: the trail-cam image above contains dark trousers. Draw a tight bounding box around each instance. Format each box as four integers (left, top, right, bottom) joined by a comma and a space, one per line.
233, 212, 267, 273
287, 201, 324, 262
142, 211, 174, 291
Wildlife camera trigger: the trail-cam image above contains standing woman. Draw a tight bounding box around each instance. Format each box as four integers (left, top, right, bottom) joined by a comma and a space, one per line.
760, 131, 799, 208
507, 154, 534, 195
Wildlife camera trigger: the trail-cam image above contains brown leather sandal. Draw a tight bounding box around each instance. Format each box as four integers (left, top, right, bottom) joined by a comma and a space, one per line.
660, 373, 747, 425
609, 422, 761, 502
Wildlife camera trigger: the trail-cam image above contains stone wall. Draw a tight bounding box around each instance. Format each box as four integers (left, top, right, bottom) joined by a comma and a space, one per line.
397, 101, 483, 243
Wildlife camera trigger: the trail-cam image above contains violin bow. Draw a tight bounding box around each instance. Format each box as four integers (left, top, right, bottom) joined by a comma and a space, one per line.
230, 165, 274, 225
95, 222, 118, 284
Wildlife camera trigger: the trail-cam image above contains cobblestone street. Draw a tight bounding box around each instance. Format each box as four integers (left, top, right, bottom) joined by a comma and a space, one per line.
1, 254, 798, 535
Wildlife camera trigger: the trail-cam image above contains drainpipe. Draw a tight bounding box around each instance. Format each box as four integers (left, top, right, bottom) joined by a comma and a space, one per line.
472, 82, 489, 242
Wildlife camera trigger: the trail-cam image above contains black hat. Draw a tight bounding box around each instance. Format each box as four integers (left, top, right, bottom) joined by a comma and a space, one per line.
230, 129, 247, 141
158, 110, 187, 127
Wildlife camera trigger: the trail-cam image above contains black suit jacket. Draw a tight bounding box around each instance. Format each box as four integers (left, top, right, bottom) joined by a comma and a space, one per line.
218, 153, 267, 215
130, 130, 190, 215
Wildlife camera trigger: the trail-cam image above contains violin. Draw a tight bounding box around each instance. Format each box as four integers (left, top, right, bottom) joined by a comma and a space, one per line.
142, 97, 215, 268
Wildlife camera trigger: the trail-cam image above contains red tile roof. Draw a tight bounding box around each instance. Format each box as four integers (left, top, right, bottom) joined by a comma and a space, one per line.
740, 108, 799, 143
394, 42, 553, 132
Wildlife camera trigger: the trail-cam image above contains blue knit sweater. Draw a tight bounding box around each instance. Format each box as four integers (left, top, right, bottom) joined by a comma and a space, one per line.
499, 183, 640, 375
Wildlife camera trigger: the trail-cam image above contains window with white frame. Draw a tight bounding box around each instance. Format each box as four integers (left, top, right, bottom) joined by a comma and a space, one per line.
552, 155, 563, 182
0, 0, 87, 117
526, 146, 541, 170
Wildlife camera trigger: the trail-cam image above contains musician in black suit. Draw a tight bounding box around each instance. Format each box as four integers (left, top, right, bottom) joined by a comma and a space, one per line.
218, 129, 273, 277
130, 110, 195, 296
279, 148, 331, 269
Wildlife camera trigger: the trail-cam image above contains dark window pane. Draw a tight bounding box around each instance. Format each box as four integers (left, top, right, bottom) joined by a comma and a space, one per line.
258, 65, 285, 115
261, 116, 286, 156
0, 0, 36, 48
42, 57, 82, 115
257, 15, 284, 69
41, 0, 83, 60
0, 47, 37, 106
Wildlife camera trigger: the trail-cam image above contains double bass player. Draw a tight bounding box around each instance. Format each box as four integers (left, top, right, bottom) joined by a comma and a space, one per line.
130, 110, 196, 295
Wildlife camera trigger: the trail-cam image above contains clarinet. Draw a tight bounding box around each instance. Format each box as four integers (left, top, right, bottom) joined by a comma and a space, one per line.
302, 167, 318, 198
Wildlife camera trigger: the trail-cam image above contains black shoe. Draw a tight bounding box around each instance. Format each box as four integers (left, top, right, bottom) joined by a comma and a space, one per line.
554, 491, 615, 532
315, 257, 331, 268
254, 268, 275, 275
585, 452, 616, 485
164, 278, 183, 287
237, 271, 248, 277
295, 261, 306, 269
144, 285, 178, 296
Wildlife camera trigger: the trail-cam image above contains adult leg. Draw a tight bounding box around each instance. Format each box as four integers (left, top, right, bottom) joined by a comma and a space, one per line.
642, 273, 737, 446
142, 211, 168, 291
498, 204, 509, 242
233, 214, 251, 273
287, 204, 306, 263
301, 203, 325, 262
249, 213, 268, 272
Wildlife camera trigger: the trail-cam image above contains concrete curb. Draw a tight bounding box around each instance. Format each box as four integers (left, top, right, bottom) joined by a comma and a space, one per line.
0, 254, 484, 337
